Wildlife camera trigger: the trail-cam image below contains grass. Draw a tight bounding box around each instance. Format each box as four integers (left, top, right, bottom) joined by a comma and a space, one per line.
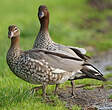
0, 0, 112, 109
105, 66, 112, 71
109, 95, 112, 99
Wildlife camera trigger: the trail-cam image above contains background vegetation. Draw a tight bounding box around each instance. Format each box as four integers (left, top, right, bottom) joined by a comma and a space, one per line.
0, 0, 112, 109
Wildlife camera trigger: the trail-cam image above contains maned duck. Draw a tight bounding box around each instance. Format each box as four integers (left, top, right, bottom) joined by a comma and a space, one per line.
33, 5, 98, 95
7, 25, 106, 98
33, 5, 88, 60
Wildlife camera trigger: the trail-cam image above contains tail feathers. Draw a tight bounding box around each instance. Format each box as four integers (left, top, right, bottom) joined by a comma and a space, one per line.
81, 63, 106, 81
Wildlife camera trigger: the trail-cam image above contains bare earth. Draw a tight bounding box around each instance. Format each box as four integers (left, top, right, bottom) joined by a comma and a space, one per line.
58, 86, 112, 110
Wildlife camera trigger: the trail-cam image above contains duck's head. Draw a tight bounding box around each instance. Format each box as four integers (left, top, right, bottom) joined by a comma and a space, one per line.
38, 5, 49, 20
8, 25, 20, 39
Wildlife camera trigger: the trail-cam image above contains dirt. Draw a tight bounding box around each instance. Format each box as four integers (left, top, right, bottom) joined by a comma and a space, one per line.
58, 86, 112, 110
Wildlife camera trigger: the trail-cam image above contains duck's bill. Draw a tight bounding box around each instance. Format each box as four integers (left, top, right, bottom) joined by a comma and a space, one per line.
8, 31, 14, 39
38, 11, 44, 19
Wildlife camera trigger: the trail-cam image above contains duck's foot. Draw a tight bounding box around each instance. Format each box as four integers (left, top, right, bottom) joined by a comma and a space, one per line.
71, 91, 78, 98
67, 81, 78, 99
41, 95, 56, 105
42, 83, 47, 99
30, 86, 42, 94
67, 91, 78, 99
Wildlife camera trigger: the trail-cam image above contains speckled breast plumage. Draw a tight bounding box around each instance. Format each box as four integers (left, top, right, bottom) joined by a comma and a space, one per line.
33, 31, 58, 51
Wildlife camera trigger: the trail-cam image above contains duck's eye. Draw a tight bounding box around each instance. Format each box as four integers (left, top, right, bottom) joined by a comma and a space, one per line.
14, 28, 18, 33
14, 28, 17, 30
45, 8, 47, 10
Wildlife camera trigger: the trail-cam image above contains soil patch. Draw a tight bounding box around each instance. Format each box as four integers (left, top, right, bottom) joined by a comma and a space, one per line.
58, 86, 112, 109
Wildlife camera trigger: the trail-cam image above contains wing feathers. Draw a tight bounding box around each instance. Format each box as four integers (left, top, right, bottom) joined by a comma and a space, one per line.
69, 47, 91, 61
30, 49, 83, 61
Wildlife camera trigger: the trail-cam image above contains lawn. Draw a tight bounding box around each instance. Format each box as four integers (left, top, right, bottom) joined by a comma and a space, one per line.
0, 0, 112, 109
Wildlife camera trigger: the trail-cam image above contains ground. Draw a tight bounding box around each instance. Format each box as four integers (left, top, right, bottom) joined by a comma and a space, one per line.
59, 85, 112, 109
0, 0, 112, 110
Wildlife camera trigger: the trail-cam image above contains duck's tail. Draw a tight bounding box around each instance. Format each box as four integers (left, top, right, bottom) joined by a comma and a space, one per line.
69, 63, 106, 81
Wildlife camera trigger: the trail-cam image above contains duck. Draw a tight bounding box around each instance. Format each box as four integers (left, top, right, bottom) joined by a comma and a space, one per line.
33, 5, 106, 95
7, 25, 106, 98
33, 5, 88, 60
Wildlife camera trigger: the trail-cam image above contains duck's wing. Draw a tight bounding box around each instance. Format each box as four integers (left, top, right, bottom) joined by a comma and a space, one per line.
53, 43, 90, 61
67, 46, 91, 61
25, 49, 84, 72
25, 49, 106, 81
67, 46, 87, 54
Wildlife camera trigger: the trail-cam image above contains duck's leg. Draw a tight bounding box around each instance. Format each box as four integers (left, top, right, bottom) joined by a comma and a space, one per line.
31, 86, 42, 94
42, 83, 47, 99
32, 86, 42, 91
71, 81, 77, 97
54, 84, 59, 95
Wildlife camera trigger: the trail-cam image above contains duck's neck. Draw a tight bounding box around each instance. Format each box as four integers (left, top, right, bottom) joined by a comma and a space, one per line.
10, 36, 20, 50
33, 16, 53, 49
7, 36, 21, 68
36, 17, 53, 45
40, 17, 49, 32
